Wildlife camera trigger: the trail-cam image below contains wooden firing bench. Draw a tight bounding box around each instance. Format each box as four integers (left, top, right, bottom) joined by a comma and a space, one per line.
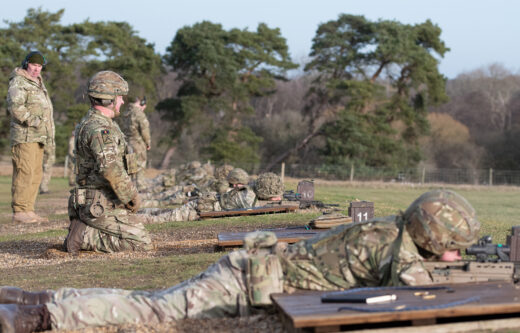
271, 281, 520, 332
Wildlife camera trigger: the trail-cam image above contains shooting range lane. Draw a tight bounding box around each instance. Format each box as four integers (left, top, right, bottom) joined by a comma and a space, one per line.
217, 226, 328, 247
199, 205, 297, 219
271, 281, 520, 332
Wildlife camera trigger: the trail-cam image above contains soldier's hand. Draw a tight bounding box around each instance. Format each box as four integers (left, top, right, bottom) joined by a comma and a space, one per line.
27, 116, 41, 128
125, 194, 141, 213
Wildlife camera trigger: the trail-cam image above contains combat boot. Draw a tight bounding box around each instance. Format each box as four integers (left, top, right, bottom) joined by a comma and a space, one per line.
12, 212, 38, 223
64, 219, 87, 255
27, 211, 49, 223
0, 287, 54, 305
0, 304, 51, 333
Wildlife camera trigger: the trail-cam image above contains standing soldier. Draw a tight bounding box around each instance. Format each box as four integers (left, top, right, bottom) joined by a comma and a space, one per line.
66, 130, 75, 186
39, 132, 55, 194
7, 51, 54, 223
62, 71, 152, 254
119, 96, 151, 191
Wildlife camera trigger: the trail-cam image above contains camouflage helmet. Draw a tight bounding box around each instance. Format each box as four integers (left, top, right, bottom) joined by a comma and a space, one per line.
254, 172, 284, 199
227, 168, 249, 185
215, 164, 234, 181
188, 161, 201, 169
88, 71, 129, 99
404, 190, 480, 255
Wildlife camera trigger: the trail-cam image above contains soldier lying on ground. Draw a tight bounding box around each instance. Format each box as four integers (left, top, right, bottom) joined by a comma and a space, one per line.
62, 70, 152, 255
139, 168, 256, 222
253, 172, 285, 206
140, 161, 216, 196
138, 162, 225, 208
0, 189, 480, 332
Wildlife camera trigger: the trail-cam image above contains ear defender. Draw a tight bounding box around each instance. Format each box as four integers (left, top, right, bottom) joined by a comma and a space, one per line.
21, 51, 47, 70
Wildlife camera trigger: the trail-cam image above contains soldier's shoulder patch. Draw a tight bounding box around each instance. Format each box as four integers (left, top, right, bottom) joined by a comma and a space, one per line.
100, 129, 112, 144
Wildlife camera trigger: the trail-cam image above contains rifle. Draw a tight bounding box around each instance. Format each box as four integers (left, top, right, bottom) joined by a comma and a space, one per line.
299, 200, 340, 209
423, 226, 520, 284
283, 190, 338, 209
283, 190, 301, 201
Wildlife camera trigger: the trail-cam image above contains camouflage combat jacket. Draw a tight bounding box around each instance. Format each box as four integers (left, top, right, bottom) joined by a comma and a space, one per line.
7, 68, 54, 146
219, 185, 257, 211
278, 216, 432, 292
119, 104, 151, 149
74, 108, 137, 204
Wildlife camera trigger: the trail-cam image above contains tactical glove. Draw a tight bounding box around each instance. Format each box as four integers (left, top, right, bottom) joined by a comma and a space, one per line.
125, 194, 141, 213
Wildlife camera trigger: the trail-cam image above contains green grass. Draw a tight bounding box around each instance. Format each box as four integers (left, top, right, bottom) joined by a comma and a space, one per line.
0, 175, 519, 292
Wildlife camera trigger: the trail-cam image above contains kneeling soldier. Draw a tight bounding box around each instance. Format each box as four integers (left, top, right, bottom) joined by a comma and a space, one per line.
63, 71, 152, 254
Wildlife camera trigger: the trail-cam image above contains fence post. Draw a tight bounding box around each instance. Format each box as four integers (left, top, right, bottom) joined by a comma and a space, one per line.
421, 167, 425, 184
281, 162, 285, 183
64, 156, 69, 177
350, 164, 354, 182
489, 168, 493, 186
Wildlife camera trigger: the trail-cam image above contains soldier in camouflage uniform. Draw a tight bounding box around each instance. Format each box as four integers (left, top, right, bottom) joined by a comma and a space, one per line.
7, 51, 54, 223
119, 96, 151, 191
140, 168, 256, 222
39, 133, 55, 194
0, 190, 480, 332
66, 131, 75, 186
140, 161, 223, 207
61, 71, 152, 255
254, 172, 285, 206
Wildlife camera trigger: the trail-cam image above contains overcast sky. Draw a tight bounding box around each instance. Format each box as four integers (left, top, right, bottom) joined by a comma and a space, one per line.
2, 0, 517, 78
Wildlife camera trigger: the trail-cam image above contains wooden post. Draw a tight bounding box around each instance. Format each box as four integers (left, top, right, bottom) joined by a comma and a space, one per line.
281, 162, 285, 183
350, 164, 354, 182
489, 168, 493, 186
421, 167, 426, 184
64, 156, 69, 177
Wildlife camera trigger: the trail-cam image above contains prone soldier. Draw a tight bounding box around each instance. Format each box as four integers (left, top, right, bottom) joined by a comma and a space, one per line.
140, 168, 256, 222
0, 189, 480, 332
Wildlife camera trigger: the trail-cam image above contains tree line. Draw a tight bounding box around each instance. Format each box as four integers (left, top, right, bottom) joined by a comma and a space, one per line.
1, 8, 518, 173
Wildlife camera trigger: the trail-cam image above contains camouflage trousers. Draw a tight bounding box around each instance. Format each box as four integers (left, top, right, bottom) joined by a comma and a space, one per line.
68, 195, 153, 253
45, 250, 251, 330
139, 202, 199, 223
131, 144, 148, 191
39, 139, 55, 193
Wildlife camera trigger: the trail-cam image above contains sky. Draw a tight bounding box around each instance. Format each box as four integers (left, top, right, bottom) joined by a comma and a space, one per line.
1, 0, 518, 79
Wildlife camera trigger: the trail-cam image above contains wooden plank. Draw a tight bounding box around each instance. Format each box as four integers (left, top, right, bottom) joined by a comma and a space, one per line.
218, 227, 327, 247
199, 205, 297, 219
271, 281, 520, 331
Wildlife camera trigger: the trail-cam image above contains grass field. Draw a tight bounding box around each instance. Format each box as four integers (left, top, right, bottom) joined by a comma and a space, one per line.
0, 175, 519, 331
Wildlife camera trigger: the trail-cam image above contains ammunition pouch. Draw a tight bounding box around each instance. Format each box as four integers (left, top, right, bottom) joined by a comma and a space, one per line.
244, 231, 284, 306
124, 153, 139, 175
73, 188, 114, 218
246, 252, 284, 306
